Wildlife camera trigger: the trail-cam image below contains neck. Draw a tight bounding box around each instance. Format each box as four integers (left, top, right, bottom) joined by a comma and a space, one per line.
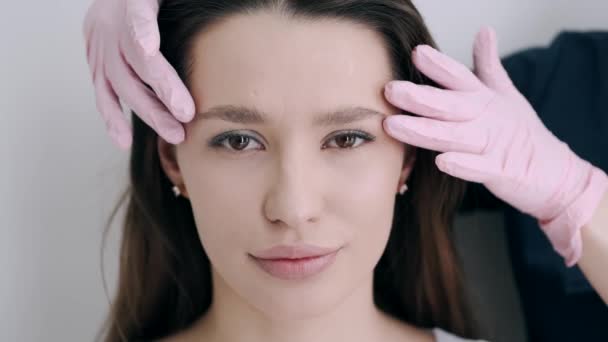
191, 269, 410, 342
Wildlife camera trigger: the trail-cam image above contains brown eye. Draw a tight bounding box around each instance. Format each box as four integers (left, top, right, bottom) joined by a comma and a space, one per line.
335, 134, 357, 148
228, 135, 250, 150
324, 131, 375, 149
209, 132, 263, 152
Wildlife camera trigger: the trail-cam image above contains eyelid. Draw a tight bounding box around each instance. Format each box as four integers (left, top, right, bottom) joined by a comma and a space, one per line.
323, 130, 376, 149
325, 129, 375, 141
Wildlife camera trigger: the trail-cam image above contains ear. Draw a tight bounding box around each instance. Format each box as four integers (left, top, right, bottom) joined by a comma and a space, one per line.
158, 137, 190, 199
397, 146, 417, 192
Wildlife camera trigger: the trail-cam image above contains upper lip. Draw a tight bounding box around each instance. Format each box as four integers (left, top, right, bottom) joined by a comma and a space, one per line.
251, 244, 340, 260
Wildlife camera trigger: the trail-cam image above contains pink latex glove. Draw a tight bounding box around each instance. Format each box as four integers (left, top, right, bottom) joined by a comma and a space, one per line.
82, 0, 195, 149
383, 27, 608, 266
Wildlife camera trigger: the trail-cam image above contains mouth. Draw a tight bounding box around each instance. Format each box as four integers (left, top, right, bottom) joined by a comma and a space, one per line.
249, 244, 341, 280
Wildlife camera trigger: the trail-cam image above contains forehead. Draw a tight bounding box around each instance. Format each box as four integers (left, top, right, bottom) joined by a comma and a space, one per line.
188, 11, 396, 121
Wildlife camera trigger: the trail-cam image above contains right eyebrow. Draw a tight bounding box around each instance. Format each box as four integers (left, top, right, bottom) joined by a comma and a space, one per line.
195, 105, 265, 124
194, 105, 387, 126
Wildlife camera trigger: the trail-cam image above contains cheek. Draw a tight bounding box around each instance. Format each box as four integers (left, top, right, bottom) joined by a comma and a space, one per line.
333, 139, 405, 208
330, 141, 405, 265
176, 154, 259, 260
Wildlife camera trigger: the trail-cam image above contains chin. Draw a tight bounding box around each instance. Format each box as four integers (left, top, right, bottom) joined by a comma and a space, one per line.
243, 276, 350, 321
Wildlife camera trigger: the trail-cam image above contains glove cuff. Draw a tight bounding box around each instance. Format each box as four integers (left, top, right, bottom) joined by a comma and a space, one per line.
539, 164, 608, 267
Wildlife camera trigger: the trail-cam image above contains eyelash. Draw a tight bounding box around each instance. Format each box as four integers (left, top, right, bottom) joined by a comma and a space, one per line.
208, 130, 376, 153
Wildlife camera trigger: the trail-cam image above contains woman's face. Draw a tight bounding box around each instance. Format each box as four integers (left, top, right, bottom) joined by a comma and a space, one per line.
159, 11, 413, 319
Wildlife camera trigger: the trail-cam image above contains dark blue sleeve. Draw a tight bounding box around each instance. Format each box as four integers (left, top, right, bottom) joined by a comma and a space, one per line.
503, 31, 608, 156
500, 31, 608, 342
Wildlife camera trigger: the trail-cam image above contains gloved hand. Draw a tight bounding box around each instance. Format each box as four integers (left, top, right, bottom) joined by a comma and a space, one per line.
383, 27, 608, 266
82, 0, 194, 149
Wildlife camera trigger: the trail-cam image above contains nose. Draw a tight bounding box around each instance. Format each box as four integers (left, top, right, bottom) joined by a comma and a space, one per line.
263, 152, 324, 230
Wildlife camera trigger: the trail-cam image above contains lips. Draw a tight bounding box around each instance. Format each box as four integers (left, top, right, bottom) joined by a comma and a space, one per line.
249, 244, 341, 280
252, 244, 339, 259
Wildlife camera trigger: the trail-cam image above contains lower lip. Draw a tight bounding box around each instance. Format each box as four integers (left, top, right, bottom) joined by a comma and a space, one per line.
251, 250, 339, 281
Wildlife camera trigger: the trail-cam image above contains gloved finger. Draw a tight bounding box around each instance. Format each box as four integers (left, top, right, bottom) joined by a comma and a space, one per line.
125, 0, 161, 57
412, 44, 483, 91
93, 68, 133, 149
85, 34, 94, 72
122, 38, 195, 123
435, 152, 500, 183
82, 1, 97, 43
473, 26, 513, 92
384, 81, 492, 121
383, 115, 487, 154
82, 18, 93, 54
107, 54, 185, 144
86, 33, 100, 78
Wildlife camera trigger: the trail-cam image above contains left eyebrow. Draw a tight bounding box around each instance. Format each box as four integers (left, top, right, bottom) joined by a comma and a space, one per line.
194, 105, 387, 126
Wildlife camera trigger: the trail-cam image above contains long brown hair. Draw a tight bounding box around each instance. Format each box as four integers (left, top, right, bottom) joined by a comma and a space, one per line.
97, 1, 478, 341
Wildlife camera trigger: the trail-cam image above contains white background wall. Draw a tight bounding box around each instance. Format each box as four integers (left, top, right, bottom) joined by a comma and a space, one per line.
1, 1, 607, 341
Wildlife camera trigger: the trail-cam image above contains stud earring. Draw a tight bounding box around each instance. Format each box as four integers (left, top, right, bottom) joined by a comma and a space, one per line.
398, 183, 408, 195
172, 185, 181, 197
